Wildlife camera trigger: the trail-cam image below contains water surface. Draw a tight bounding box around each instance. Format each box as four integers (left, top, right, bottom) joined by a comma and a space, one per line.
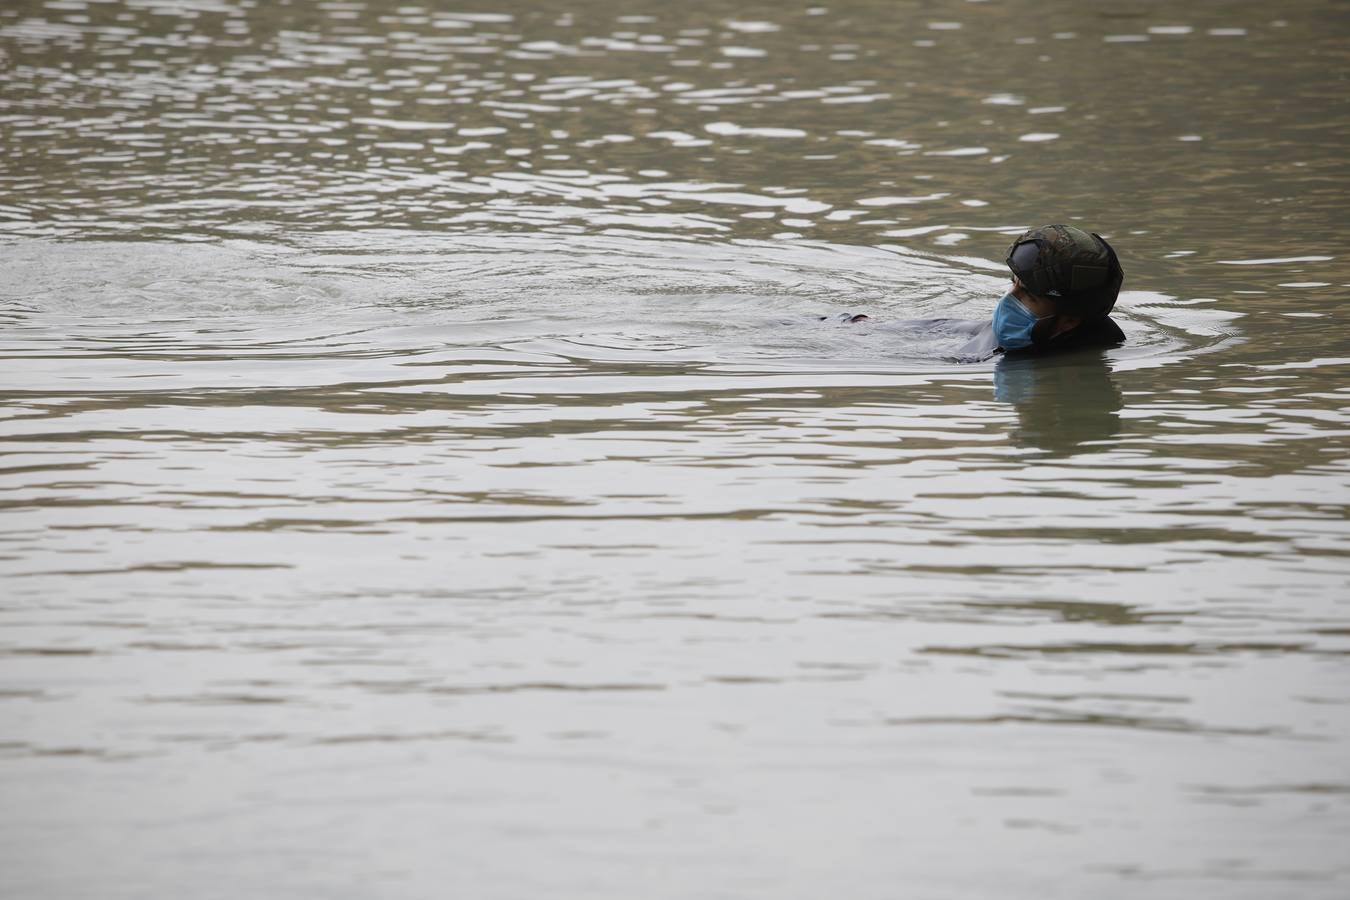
2, 1, 1349, 897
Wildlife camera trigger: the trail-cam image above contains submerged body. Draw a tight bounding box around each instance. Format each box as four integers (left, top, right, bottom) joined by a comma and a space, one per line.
953, 313, 1124, 361
822, 312, 1125, 362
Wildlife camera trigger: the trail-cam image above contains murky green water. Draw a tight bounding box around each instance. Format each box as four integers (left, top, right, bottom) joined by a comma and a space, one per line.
3, 1, 1349, 897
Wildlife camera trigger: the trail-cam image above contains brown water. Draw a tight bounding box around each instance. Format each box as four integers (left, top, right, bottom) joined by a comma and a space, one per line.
3, 1, 1349, 897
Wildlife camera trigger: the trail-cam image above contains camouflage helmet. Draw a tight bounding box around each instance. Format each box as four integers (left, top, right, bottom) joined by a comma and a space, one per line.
1006, 224, 1124, 319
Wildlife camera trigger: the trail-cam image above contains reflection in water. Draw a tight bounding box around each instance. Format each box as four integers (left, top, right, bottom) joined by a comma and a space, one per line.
2, 0, 1349, 898
994, 351, 1123, 454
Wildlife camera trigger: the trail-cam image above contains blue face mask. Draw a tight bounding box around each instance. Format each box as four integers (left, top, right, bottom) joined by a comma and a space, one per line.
992, 292, 1042, 350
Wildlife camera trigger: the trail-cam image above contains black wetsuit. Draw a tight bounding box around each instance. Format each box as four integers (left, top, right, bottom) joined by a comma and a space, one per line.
1017, 316, 1126, 354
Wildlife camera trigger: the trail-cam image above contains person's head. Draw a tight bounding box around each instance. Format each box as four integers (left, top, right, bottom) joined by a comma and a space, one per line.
993, 224, 1124, 351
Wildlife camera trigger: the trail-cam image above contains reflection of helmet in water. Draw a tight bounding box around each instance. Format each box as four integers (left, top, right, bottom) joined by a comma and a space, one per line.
1006, 225, 1124, 320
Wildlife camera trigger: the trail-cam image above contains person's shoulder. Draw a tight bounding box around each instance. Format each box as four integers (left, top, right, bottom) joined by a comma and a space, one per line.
1013, 316, 1124, 357
1081, 316, 1126, 346
1052, 316, 1125, 351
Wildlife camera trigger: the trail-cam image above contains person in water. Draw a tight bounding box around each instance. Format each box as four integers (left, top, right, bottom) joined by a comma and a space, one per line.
835, 224, 1126, 361
991, 223, 1125, 354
